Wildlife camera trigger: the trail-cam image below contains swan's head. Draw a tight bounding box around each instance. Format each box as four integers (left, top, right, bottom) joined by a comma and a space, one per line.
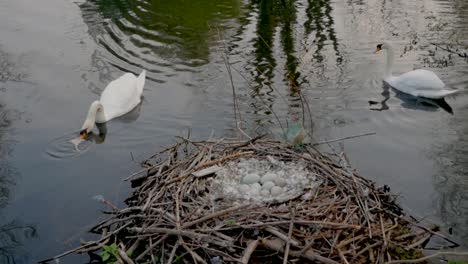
80, 119, 95, 139
80, 100, 102, 139
374, 42, 391, 53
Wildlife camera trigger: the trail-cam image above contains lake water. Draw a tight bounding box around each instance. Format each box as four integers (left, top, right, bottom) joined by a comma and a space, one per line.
0, 0, 467, 262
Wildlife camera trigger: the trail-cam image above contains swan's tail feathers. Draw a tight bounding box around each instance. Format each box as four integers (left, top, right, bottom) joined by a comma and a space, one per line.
418, 88, 458, 99
436, 89, 458, 99
136, 70, 146, 96
444, 89, 458, 97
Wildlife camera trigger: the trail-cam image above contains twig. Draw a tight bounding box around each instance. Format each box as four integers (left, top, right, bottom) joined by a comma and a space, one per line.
260, 238, 340, 264
135, 235, 168, 261
129, 227, 207, 239
312, 132, 376, 146
38, 222, 131, 263
430, 42, 468, 58
394, 229, 426, 241
386, 251, 468, 264
336, 234, 365, 249
380, 214, 387, 248
118, 243, 135, 264
124, 166, 153, 181
283, 205, 295, 264
264, 226, 300, 247
407, 234, 431, 249
182, 204, 249, 229
391, 213, 459, 247
351, 241, 382, 262
193, 151, 254, 170
167, 240, 180, 264
241, 240, 259, 264
337, 248, 350, 264
182, 242, 207, 264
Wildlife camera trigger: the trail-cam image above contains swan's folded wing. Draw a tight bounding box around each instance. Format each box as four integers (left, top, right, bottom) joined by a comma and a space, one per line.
412, 88, 458, 99
387, 69, 456, 99
100, 73, 142, 120
395, 69, 444, 89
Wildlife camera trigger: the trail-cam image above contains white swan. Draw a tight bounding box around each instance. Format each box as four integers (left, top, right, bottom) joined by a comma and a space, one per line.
79, 70, 146, 138
374, 42, 457, 99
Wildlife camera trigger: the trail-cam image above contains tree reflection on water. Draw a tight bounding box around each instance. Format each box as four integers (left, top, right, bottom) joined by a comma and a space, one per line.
249, 0, 302, 95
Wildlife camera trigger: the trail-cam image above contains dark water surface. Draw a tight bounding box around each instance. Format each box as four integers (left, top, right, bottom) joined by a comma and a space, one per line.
0, 0, 467, 262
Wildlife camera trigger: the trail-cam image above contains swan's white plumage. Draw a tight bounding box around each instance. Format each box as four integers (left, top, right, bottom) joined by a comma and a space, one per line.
99, 70, 146, 122
80, 70, 146, 134
377, 42, 457, 99
385, 69, 457, 99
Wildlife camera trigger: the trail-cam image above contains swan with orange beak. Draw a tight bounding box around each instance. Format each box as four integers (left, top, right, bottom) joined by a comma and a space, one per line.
373, 42, 457, 99
79, 70, 146, 139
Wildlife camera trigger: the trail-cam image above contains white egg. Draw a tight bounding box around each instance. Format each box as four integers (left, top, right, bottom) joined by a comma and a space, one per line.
260, 189, 270, 197
239, 184, 250, 194
271, 186, 283, 196
261, 173, 277, 184
242, 174, 260, 184
274, 177, 287, 187
250, 186, 260, 196
251, 182, 261, 190
262, 181, 275, 191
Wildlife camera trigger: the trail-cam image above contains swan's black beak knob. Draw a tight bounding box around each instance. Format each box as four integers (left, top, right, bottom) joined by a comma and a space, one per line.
79, 129, 88, 139
374, 44, 382, 54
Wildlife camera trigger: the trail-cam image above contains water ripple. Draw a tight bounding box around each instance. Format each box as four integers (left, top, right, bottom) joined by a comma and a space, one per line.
79, 0, 240, 76
45, 131, 96, 159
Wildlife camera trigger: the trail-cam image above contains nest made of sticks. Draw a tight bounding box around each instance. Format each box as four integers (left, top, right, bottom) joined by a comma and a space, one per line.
43, 137, 459, 264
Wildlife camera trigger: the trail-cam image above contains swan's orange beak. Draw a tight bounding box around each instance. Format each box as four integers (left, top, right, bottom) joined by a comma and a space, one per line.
79, 129, 88, 139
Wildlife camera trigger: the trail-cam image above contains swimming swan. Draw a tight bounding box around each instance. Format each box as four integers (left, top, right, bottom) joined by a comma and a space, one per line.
374, 42, 457, 99
80, 70, 146, 138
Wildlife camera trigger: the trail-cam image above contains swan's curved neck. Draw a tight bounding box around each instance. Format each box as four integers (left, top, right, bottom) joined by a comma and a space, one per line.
384, 46, 394, 78
81, 101, 105, 131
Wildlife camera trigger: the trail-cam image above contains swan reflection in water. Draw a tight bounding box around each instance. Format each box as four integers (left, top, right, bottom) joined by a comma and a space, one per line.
369, 82, 454, 114
83, 122, 107, 144
69, 123, 107, 150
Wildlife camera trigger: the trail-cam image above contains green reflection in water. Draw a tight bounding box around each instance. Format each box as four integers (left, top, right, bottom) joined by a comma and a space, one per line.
254, 0, 278, 83
235, 0, 341, 132
279, 0, 300, 89
247, 0, 340, 95
81, 0, 241, 64
304, 0, 341, 64
251, 0, 300, 94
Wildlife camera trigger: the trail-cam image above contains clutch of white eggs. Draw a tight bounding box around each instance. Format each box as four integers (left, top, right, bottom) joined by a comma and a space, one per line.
211, 156, 321, 203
